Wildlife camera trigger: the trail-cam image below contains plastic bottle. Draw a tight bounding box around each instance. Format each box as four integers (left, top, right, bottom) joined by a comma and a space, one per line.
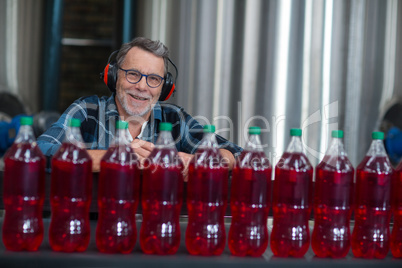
49, 118, 93, 252
140, 122, 184, 255
392, 161, 402, 258
228, 126, 271, 257
351, 131, 393, 259
270, 128, 313, 257
185, 125, 229, 256
2, 116, 46, 251
96, 120, 140, 253
312, 130, 354, 258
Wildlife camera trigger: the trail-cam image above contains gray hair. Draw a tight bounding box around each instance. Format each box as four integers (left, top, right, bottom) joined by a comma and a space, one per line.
116, 37, 169, 76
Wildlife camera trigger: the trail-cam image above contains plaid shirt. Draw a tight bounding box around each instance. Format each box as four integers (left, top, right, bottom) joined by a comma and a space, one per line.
37, 94, 243, 162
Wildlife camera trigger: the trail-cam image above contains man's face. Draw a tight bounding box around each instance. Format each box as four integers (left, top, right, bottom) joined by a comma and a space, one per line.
115, 46, 165, 118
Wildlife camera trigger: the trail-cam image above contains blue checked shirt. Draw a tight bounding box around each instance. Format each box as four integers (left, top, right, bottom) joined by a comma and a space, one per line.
37, 94, 243, 165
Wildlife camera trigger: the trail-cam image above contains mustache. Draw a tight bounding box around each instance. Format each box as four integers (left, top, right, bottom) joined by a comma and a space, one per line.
125, 91, 151, 99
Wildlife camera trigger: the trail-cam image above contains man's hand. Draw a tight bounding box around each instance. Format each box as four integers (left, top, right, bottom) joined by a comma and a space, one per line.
130, 139, 193, 181
128, 140, 236, 182
218, 148, 236, 170
130, 139, 155, 167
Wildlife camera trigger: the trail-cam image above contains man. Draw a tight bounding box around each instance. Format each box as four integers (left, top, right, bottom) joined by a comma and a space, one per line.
37, 37, 242, 175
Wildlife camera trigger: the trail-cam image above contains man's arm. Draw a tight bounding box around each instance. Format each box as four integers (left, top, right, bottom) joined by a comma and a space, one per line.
37, 109, 82, 172
37, 96, 100, 172
131, 138, 155, 164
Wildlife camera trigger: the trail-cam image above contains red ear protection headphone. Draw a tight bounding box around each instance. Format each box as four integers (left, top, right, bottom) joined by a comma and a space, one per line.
100, 50, 177, 101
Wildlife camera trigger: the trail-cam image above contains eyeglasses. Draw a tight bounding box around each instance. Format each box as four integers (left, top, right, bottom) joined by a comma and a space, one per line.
119, 68, 164, 88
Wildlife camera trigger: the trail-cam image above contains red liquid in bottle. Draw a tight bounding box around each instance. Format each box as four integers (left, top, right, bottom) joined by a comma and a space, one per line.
271, 152, 313, 258
2, 143, 45, 251
351, 156, 392, 259
96, 161, 140, 253
391, 163, 402, 258
186, 148, 229, 256
229, 151, 271, 257
140, 156, 183, 255
49, 143, 92, 252
312, 157, 354, 258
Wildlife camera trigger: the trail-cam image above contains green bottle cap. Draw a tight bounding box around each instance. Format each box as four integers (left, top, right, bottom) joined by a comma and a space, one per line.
203, 125, 215, 133
290, 128, 302, 137
248, 126, 261, 135
372, 131, 384, 140
20, 116, 33, 126
332, 130, 344, 138
116, 120, 128, 129
68, 118, 81, 127
159, 122, 172, 131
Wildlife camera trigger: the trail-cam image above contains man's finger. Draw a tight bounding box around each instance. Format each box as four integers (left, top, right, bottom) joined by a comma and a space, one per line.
133, 146, 152, 159
131, 139, 155, 152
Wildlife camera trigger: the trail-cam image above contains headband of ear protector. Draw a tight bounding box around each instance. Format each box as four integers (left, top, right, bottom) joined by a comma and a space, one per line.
100, 50, 177, 101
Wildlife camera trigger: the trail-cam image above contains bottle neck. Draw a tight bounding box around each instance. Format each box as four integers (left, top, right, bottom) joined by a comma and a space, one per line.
366, 139, 387, 157
325, 137, 347, 157
245, 134, 264, 152
156, 130, 176, 149
15, 125, 36, 144
200, 132, 218, 149
113, 128, 130, 146
286, 136, 304, 153
65, 126, 85, 148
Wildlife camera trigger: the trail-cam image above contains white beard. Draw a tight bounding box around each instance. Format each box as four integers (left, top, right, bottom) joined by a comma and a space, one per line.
116, 90, 153, 117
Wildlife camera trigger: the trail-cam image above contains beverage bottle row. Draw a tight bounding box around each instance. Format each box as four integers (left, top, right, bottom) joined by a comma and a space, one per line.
269, 129, 395, 259
1, 118, 94, 253
2, 117, 402, 259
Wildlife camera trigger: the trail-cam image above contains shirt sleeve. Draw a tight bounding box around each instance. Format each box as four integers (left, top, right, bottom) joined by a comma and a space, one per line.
37, 98, 90, 166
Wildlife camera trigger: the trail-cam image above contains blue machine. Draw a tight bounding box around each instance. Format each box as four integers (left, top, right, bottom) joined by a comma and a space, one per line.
0, 115, 25, 156
0, 112, 60, 157
385, 127, 402, 164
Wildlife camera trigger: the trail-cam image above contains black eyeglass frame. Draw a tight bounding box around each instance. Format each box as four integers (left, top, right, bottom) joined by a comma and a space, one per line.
119, 68, 165, 88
